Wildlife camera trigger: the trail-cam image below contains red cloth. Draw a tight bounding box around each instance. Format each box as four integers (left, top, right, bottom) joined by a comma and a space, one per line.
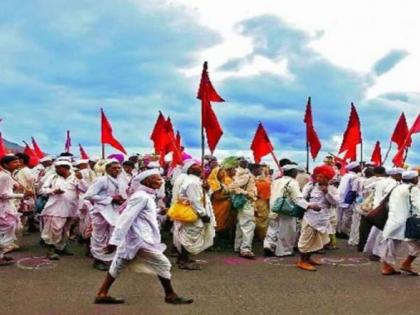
31, 137, 45, 158
339, 103, 362, 161
0, 133, 8, 158
150, 111, 169, 154
313, 165, 336, 181
197, 62, 224, 153
79, 144, 89, 159
392, 114, 420, 166
391, 112, 411, 149
370, 141, 382, 166
250, 122, 274, 163
101, 109, 127, 155
23, 143, 39, 167
304, 97, 321, 160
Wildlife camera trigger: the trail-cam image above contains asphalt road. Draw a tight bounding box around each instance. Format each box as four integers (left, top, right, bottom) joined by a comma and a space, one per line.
1, 234, 420, 315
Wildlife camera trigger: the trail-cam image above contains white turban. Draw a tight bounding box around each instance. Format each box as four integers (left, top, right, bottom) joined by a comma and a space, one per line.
135, 169, 160, 183
345, 161, 360, 171
387, 168, 405, 176
74, 159, 89, 166
182, 159, 198, 174
282, 164, 303, 172
55, 160, 72, 167
40, 156, 53, 163
104, 158, 119, 167
402, 170, 418, 180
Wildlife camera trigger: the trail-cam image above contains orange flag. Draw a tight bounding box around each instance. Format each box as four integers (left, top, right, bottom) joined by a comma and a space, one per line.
304, 97, 322, 160
79, 144, 89, 159
370, 141, 382, 166
101, 108, 127, 155
392, 114, 420, 166
0, 133, 8, 158
250, 122, 274, 163
31, 137, 45, 158
197, 62, 224, 153
339, 103, 362, 161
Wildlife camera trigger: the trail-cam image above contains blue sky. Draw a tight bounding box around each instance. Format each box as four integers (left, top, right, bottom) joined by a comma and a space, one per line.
0, 0, 418, 166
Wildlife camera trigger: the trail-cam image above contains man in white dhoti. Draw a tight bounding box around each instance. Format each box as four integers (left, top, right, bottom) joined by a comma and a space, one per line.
229, 158, 258, 259
0, 156, 30, 266
298, 165, 338, 271
94, 169, 193, 305
172, 160, 215, 270
40, 160, 83, 260
379, 170, 420, 275
15, 153, 37, 233
336, 161, 361, 239
363, 167, 402, 260
85, 160, 125, 271
264, 164, 319, 257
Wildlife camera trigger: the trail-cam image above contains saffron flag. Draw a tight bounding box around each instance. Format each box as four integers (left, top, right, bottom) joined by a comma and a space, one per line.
391, 112, 411, 149
197, 62, 224, 153
339, 103, 362, 161
150, 111, 168, 154
250, 122, 274, 163
304, 97, 322, 160
64, 130, 71, 153
31, 137, 45, 158
0, 133, 8, 158
370, 141, 382, 166
392, 114, 420, 166
101, 108, 127, 155
23, 142, 39, 167
79, 144, 89, 159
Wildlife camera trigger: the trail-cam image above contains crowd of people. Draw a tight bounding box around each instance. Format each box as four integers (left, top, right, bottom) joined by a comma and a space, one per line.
0, 151, 419, 305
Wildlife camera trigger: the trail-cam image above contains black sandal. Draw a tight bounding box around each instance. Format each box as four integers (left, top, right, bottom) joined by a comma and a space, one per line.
94, 296, 125, 304
165, 296, 194, 305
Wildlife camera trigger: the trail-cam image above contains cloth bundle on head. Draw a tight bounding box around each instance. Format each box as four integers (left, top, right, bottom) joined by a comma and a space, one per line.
56, 156, 72, 162
147, 161, 160, 169
221, 156, 240, 169
345, 161, 359, 171
182, 159, 198, 173
135, 169, 160, 183
402, 170, 418, 180
313, 165, 336, 181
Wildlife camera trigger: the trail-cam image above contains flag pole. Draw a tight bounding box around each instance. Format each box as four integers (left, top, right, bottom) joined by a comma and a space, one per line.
306, 140, 310, 173
360, 141, 363, 165
201, 102, 207, 208
382, 141, 392, 164
102, 144, 105, 159
270, 151, 281, 171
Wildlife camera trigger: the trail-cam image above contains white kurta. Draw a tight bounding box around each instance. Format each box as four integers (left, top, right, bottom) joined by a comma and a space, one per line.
85, 175, 124, 261
173, 175, 215, 255
40, 174, 81, 218
382, 183, 420, 241
263, 176, 308, 256
0, 170, 23, 254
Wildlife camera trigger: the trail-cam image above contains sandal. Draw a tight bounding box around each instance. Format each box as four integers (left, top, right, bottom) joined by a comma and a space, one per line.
0, 258, 15, 266
240, 252, 256, 260
165, 296, 194, 305
400, 267, 420, 276
178, 262, 201, 271
94, 295, 125, 304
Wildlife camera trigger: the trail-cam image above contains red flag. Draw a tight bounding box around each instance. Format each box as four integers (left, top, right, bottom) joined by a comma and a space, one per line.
392, 114, 420, 166
339, 103, 362, 161
370, 141, 382, 166
150, 111, 168, 154
101, 108, 127, 155
31, 137, 45, 158
197, 62, 224, 153
304, 97, 322, 160
250, 122, 274, 163
391, 113, 411, 149
23, 142, 39, 167
64, 130, 71, 153
79, 144, 89, 159
0, 133, 8, 158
